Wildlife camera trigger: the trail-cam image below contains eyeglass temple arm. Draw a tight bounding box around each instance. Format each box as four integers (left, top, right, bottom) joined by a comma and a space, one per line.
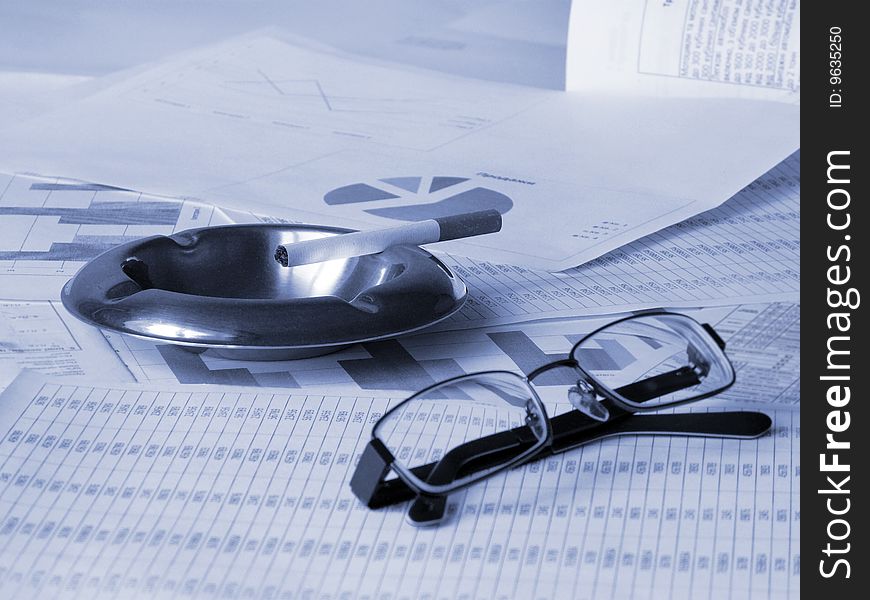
358, 408, 771, 510
351, 366, 698, 509
405, 409, 772, 524
702, 323, 727, 349
400, 368, 699, 519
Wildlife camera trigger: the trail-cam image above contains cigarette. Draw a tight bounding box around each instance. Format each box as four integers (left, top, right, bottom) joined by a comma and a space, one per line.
274, 209, 503, 267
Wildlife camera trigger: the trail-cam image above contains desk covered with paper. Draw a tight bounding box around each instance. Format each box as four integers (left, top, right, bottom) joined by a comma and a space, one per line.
0, 1, 799, 598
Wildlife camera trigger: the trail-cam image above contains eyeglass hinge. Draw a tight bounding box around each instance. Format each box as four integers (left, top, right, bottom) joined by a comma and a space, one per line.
568, 378, 610, 422
350, 438, 394, 507
702, 323, 726, 350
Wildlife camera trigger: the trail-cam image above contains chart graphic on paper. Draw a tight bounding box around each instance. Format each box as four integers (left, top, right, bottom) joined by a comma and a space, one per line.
105, 303, 799, 405
223, 73, 425, 115
0, 172, 248, 298
105, 329, 623, 391
124, 37, 542, 151
0, 191, 179, 262
323, 175, 513, 221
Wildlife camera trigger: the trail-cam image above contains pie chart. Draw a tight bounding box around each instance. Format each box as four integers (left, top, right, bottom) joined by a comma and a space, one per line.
323, 176, 513, 221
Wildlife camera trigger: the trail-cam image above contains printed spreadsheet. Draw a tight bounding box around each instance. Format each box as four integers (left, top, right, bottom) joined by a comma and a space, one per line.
0, 373, 798, 599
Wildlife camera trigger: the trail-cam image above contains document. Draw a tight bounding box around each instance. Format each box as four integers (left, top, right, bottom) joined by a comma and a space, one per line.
0, 172, 277, 300
0, 1, 570, 91
0, 300, 133, 392
442, 151, 799, 326
567, 0, 800, 103
0, 71, 92, 130
277, 0, 573, 89
104, 302, 799, 406
0, 34, 798, 270
0, 371, 799, 599
0, 149, 799, 321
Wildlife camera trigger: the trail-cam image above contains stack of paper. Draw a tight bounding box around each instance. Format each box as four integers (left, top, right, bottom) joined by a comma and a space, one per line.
0, 3, 800, 598
0, 30, 797, 270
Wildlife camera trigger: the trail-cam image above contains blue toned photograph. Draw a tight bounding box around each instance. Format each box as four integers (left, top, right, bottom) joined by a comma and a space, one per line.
0, 1, 799, 599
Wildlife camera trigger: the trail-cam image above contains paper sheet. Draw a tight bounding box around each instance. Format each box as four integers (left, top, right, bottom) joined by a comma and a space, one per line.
0, 149, 799, 319
0, 1, 569, 90
0, 172, 281, 300
0, 371, 799, 599
0, 34, 798, 270
279, 0, 573, 89
0, 300, 133, 392
104, 302, 799, 406
566, 0, 800, 103
0, 71, 92, 130
441, 151, 799, 327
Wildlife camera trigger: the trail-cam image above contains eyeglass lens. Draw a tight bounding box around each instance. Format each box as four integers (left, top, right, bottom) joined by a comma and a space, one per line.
372, 373, 548, 494
570, 314, 734, 409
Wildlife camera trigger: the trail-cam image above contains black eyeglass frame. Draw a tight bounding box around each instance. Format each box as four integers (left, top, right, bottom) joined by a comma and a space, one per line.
372, 370, 553, 496
559, 311, 736, 412
352, 311, 739, 503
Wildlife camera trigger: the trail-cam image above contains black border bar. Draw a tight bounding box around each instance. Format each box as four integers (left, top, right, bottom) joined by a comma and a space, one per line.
804, 2, 867, 595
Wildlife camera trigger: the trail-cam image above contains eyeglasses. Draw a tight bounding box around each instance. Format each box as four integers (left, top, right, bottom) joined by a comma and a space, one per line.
350, 311, 772, 526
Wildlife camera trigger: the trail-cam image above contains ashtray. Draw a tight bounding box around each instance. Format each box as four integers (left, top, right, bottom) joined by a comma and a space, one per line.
61, 223, 467, 360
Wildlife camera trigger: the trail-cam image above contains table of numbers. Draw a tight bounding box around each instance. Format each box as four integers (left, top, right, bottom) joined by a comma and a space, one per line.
0, 373, 798, 599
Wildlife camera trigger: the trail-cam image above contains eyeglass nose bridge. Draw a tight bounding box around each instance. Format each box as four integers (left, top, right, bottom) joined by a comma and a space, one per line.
687, 343, 711, 378
524, 400, 547, 438
568, 376, 610, 422
526, 359, 612, 423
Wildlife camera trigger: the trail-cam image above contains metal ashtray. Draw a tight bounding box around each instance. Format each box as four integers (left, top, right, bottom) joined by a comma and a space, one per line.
61, 224, 467, 360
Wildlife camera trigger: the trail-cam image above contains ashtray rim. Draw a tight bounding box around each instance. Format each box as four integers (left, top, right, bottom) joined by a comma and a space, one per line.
61, 223, 467, 358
